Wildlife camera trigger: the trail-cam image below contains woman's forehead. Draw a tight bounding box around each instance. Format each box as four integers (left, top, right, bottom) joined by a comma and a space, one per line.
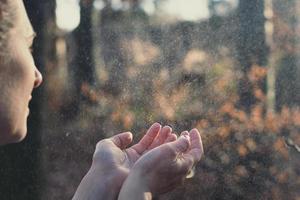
13, 0, 35, 37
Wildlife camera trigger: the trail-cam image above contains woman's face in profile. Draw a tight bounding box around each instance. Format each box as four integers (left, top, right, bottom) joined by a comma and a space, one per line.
0, 0, 42, 145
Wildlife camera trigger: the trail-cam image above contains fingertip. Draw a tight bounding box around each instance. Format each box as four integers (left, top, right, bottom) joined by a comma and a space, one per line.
123, 131, 133, 141
151, 122, 162, 130
161, 126, 172, 136
180, 131, 191, 142
165, 133, 177, 143
190, 128, 200, 136
180, 131, 190, 137
189, 128, 204, 154
113, 132, 133, 148
171, 133, 178, 139
174, 135, 191, 152
148, 123, 161, 136
161, 126, 172, 139
164, 125, 172, 133
181, 130, 189, 135
189, 129, 198, 141
179, 134, 190, 143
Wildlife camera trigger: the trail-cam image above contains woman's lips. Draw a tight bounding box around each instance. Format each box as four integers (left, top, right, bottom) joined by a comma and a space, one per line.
27, 96, 32, 115
27, 107, 30, 116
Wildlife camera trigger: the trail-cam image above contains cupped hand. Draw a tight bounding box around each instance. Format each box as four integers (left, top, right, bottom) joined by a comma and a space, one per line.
73, 123, 176, 200
119, 129, 204, 198
91, 123, 177, 185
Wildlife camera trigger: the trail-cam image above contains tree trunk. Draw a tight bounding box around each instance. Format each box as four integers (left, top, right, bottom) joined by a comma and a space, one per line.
273, 0, 300, 110
99, 4, 126, 96
65, 0, 95, 117
236, 0, 268, 112
74, 0, 95, 94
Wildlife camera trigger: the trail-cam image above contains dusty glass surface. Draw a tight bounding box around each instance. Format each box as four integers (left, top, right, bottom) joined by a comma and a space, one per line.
5, 0, 298, 199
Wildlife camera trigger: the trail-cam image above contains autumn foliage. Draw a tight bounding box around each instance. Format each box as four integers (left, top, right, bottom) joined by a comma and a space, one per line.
67, 56, 300, 200
41, 5, 300, 199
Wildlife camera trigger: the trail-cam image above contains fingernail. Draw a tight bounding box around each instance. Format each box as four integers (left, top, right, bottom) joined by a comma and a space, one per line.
181, 131, 189, 137
184, 135, 190, 140
164, 125, 172, 129
152, 122, 161, 129
180, 134, 190, 140
127, 132, 133, 140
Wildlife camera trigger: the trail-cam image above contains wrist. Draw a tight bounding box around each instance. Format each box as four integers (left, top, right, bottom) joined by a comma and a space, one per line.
73, 165, 127, 200
91, 164, 129, 190
118, 168, 152, 200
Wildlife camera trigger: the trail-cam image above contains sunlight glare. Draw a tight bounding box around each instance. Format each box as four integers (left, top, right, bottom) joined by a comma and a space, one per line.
141, 0, 156, 15
94, 0, 105, 10
161, 0, 210, 21
56, 0, 80, 32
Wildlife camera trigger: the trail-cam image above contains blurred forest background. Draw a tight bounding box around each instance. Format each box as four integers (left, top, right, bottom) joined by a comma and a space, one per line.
0, 0, 299, 199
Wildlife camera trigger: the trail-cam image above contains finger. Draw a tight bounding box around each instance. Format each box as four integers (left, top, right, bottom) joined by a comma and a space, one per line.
180, 131, 191, 150
169, 131, 190, 153
165, 133, 177, 143
110, 132, 133, 149
132, 122, 161, 154
181, 131, 189, 137
148, 126, 172, 149
189, 129, 202, 150
187, 129, 204, 162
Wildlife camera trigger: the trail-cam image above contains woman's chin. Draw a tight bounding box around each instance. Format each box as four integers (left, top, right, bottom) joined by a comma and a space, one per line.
0, 126, 27, 145
12, 130, 27, 143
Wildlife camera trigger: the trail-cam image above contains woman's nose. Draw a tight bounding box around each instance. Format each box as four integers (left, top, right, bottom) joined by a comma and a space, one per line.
34, 67, 43, 88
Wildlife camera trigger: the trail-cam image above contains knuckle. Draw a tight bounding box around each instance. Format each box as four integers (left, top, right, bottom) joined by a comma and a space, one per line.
95, 139, 111, 152
95, 141, 103, 149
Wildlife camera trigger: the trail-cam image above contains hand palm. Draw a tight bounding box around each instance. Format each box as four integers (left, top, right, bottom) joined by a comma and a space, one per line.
93, 123, 175, 175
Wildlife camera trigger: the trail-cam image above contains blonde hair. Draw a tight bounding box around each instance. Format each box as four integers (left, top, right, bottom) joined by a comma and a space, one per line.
0, 0, 14, 55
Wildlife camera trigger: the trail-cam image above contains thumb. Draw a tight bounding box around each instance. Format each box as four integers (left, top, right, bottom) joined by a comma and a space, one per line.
170, 133, 190, 153
111, 132, 133, 149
